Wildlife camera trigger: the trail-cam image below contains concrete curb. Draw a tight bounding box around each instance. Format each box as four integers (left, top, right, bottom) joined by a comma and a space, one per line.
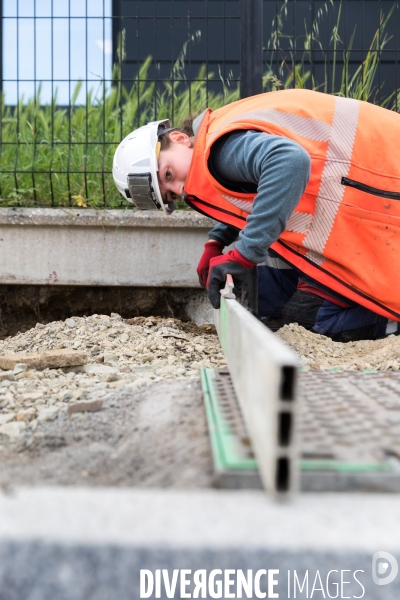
1, 487, 400, 599
0, 208, 215, 287
0, 207, 215, 229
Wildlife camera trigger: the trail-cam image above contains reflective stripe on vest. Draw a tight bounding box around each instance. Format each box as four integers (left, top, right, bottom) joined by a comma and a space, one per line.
184, 89, 400, 320
302, 96, 360, 264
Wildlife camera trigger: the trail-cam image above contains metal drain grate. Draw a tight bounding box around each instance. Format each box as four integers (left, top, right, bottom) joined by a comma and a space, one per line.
211, 370, 255, 458
202, 369, 400, 492
298, 371, 400, 464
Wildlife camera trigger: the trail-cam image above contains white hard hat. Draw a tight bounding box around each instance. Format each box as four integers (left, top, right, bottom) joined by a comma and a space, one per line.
112, 119, 176, 214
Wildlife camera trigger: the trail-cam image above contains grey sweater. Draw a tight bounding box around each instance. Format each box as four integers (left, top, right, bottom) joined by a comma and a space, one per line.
204, 129, 311, 263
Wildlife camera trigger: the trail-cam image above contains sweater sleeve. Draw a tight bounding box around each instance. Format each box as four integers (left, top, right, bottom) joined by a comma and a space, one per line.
207, 222, 240, 246
210, 130, 311, 263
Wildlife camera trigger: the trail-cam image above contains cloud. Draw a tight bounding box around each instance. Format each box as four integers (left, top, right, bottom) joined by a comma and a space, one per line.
96, 39, 112, 55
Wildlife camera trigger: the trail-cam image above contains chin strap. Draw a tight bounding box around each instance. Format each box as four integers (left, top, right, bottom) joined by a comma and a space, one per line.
125, 173, 161, 210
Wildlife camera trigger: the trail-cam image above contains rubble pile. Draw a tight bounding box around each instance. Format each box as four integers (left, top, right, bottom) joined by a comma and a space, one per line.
0, 313, 225, 439
277, 323, 400, 371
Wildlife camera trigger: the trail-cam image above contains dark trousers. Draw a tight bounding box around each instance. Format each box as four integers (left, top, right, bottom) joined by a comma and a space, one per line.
257, 252, 397, 342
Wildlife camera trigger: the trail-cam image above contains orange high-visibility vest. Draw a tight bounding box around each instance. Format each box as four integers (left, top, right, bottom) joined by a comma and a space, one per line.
184, 89, 400, 320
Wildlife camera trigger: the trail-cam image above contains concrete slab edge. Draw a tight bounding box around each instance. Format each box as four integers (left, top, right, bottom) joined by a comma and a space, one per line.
1, 488, 400, 599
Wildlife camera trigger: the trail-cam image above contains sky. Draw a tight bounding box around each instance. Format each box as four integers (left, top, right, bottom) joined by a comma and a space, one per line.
3, 0, 113, 105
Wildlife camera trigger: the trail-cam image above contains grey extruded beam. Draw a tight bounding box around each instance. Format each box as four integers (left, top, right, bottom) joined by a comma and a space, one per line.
214, 287, 299, 494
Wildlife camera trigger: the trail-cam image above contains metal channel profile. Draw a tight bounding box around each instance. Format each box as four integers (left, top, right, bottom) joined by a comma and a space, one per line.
213, 277, 299, 494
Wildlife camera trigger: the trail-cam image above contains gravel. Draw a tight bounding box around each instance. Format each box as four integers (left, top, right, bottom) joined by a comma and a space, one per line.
0, 313, 226, 442
277, 323, 400, 371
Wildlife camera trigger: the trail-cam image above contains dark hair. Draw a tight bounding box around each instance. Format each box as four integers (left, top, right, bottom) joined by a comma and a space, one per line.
159, 115, 197, 151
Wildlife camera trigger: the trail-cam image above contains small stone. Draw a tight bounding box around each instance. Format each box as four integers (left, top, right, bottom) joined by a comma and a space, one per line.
0, 413, 16, 425
103, 352, 118, 364
17, 408, 36, 422
104, 373, 120, 382
85, 364, 119, 382
107, 379, 127, 388
0, 421, 25, 438
37, 406, 60, 422
0, 371, 15, 382
120, 333, 129, 343
21, 392, 45, 402
13, 363, 27, 375
19, 370, 44, 380
127, 377, 152, 390
85, 365, 119, 376
122, 348, 135, 357
67, 399, 103, 417
142, 354, 154, 363
65, 318, 77, 329
0, 380, 13, 388
71, 389, 88, 401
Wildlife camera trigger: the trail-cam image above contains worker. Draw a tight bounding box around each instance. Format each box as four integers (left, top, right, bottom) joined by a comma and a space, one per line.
113, 89, 400, 342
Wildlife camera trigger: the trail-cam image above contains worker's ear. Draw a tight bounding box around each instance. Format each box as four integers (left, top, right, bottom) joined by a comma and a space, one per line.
169, 130, 192, 146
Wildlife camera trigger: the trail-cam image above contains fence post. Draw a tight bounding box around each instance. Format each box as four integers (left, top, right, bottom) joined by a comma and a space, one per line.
112, 0, 122, 69
240, 0, 263, 317
240, 0, 263, 98
0, 0, 2, 99
0, 0, 3, 164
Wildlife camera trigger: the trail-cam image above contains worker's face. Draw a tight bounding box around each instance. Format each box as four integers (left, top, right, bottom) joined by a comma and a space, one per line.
158, 131, 194, 204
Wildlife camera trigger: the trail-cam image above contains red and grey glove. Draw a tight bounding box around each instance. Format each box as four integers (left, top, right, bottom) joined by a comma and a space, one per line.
196, 240, 224, 288
206, 248, 256, 309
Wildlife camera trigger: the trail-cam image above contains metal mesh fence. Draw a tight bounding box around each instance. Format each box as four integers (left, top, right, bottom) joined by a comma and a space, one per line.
1, 0, 399, 208
264, 0, 400, 106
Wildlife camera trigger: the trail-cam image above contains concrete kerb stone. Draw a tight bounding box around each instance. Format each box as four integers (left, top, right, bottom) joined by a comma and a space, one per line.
0, 488, 400, 599
0, 207, 215, 229
0, 207, 215, 288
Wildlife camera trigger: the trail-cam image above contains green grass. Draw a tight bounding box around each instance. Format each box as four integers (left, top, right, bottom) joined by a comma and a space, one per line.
0, 61, 239, 209
0, 2, 398, 209
264, 0, 397, 105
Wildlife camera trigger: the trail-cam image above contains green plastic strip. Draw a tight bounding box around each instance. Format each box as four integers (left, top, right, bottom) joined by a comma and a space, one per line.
201, 368, 392, 476
201, 368, 257, 471
299, 460, 391, 473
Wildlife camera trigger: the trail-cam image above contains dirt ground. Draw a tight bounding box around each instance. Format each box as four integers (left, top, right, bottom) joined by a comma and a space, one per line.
0, 379, 213, 490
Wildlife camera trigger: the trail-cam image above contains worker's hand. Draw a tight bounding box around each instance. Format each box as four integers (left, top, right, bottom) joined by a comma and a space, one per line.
196, 240, 224, 288
207, 248, 256, 309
